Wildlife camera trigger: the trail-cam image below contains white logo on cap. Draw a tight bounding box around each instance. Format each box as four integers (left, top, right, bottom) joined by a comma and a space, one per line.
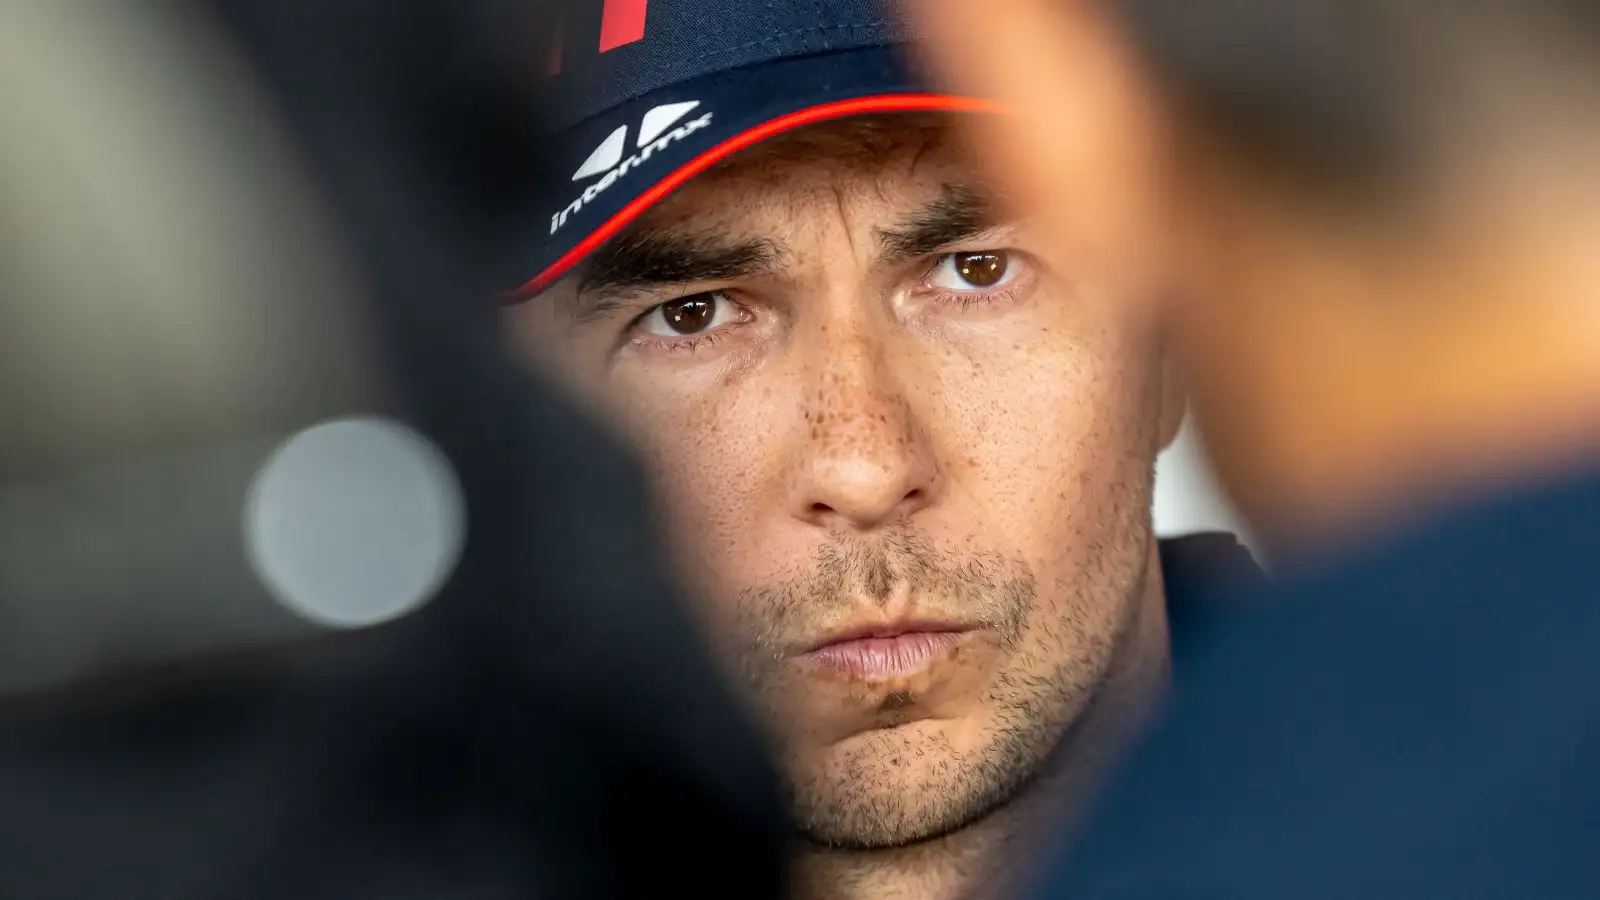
550, 100, 714, 236
571, 126, 628, 181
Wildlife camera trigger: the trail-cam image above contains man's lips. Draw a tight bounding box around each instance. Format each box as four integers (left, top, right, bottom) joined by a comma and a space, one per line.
795, 622, 974, 679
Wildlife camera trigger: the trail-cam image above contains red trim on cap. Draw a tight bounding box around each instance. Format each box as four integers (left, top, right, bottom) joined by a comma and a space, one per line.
508, 93, 999, 302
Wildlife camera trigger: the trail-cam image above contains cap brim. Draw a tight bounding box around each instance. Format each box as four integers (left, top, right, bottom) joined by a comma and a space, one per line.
511, 46, 995, 300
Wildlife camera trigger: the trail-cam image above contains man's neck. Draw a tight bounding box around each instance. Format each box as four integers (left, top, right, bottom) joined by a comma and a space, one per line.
791, 551, 1173, 900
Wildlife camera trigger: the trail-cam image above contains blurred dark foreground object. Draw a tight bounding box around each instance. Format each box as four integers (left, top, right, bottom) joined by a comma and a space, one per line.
0, 2, 786, 898
1040, 468, 1600, 900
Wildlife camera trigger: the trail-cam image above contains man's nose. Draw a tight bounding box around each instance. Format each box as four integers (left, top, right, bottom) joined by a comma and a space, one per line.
788, 333, 939, 531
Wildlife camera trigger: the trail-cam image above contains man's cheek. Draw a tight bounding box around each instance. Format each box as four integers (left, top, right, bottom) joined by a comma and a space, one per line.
631, 433, 747, 587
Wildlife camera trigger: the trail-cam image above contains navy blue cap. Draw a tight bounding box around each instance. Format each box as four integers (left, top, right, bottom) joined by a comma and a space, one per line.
513, 0, 991, 298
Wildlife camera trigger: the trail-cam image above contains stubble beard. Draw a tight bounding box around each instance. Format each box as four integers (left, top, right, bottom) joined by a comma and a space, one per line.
731, 527, 1149, 851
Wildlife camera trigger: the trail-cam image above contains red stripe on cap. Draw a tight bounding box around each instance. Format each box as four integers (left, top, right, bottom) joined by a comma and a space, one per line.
599, 0, 649, 52
509, 93, 999, 301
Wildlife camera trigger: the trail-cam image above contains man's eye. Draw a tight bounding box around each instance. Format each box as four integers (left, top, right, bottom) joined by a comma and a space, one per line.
928, 251, 1017, 291
637, 291, 740, 336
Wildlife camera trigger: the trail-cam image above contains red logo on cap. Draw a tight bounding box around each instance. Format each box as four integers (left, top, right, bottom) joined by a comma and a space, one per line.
599, 0, 649, 52
547, 0, 649, 76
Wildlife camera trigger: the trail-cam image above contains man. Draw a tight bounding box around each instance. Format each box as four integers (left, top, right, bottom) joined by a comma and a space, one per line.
510, 3, 1259, 898
913, 0, 1600, 896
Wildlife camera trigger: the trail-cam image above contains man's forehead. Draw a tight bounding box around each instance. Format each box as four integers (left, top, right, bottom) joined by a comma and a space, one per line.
708, 110, 963, 175
632, 115, 983, 234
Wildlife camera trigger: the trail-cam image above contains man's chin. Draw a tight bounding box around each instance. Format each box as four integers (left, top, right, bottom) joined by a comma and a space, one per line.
784, 730, 1035, 851
790, 778, 1019, 852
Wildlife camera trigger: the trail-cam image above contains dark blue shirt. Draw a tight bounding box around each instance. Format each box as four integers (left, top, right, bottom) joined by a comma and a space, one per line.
1033, 467, 1600, 899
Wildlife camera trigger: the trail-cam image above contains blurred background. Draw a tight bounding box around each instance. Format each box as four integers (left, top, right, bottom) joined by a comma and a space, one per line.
1156, 423, 1249, 550
0, 2, 437, 697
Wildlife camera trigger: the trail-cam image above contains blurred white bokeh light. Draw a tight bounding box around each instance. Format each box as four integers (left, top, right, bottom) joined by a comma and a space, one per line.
244, 417, 466, 629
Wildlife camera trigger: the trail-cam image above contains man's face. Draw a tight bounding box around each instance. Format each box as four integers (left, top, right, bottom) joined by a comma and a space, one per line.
510, 114, 1171, 849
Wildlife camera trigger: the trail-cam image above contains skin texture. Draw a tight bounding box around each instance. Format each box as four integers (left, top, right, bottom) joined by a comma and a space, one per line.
912, 0, 1600, 560
509, 114, 1182, 899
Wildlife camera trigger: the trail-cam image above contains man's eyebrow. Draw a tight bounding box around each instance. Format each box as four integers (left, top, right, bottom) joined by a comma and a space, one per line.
570, 229, 784, 317
874, 184, 1004, 263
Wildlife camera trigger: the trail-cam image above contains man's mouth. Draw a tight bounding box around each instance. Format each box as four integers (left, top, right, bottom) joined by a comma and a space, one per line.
794, 622, 974, 679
